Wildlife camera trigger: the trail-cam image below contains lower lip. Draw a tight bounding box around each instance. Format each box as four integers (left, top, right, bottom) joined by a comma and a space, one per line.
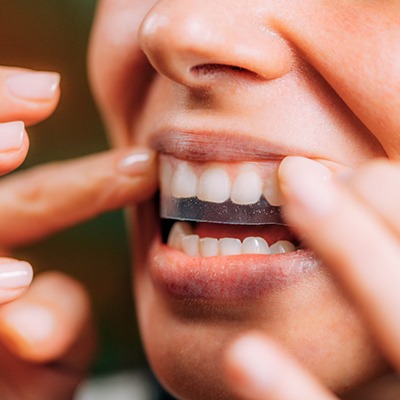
149, 240, 321, 301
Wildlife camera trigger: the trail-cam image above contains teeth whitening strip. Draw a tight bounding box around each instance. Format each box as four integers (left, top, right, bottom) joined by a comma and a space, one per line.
160, 196, 283, 225
159, 154, 286, 225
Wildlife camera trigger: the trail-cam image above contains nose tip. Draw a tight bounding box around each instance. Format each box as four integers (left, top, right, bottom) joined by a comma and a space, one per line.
138, 3, 293, 87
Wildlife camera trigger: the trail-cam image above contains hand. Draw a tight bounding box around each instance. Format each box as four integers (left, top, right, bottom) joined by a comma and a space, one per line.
0, 66, 157, 399
224, 156, 400, 399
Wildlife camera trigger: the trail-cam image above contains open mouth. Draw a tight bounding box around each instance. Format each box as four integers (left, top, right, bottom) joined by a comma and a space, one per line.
148, 153, 320, 301
160, 154, 300, 255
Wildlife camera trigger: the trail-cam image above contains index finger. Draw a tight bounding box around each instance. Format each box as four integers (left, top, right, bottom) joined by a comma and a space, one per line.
225, 333, 336, 400
279, 156, 400, 370
0, 147, 157, 248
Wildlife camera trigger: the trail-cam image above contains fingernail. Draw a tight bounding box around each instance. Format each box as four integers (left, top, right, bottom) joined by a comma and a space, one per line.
118, 148, 156, 175
279, 156, 336, 215
2, 304, 55, 346
6, 71, 60, 101
0, 260, 33, 290
0, 121, 25, 151
0, 260, 33, 303
229, 335, 273, 394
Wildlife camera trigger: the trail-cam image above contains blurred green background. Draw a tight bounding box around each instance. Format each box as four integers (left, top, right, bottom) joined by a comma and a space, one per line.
0, 1, 146, 375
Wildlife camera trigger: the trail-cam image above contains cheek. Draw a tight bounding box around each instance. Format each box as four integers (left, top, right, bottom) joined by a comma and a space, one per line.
281, 3, 400, 157
88, 0, 157, 146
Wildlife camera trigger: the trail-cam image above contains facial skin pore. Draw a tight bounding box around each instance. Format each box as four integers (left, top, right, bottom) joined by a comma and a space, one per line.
89, 1, 400, 399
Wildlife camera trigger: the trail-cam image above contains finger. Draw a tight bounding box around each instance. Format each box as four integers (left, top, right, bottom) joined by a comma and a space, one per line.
279, 156, 400, 370
0, 258, 33, 304
0, 271, 95, 369
0, 67, 60, 126
225, 333, 336, 400
0, 121, 29, 176
0, 147, 157, 247
348, 159, 400, 237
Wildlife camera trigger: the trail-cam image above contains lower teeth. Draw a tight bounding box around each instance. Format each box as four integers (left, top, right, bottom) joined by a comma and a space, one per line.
167, 221, 297, 258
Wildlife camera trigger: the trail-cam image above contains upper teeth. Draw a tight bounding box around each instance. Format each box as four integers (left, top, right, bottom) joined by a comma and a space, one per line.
168, 222, 296, 257
198, 167, 231, 203
161, 155, 284, 206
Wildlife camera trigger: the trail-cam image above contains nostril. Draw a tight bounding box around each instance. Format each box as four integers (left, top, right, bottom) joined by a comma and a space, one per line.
190, 64, 264, 81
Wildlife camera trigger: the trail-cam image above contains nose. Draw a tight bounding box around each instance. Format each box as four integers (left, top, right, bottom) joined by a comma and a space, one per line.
138, 0, 293, 87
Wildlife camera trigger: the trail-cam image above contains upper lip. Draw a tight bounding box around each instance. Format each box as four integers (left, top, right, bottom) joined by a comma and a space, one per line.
148, 130, 300, 162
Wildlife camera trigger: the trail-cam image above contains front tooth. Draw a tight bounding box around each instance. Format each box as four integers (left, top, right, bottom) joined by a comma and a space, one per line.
167, 222, 193, 250
242, 237, 270, 254
171, 162, 198, 198
263, 171, 284, 206
270, 240, 296, 254
200, 237, 219, 257
181, 234, 200, 257
197, 167, 231, 203
231, 168, 263, 205
219, 238, 242, 256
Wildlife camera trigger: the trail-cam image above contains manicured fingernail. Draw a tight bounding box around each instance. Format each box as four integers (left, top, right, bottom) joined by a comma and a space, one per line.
2, 304, 55, 346
118, 148, 156, 175
0, 260, 32, 303
279, 156, 336, 215
6, 71, 60, 101
229, 335, 273, 394
0, 121, 25, 151
0, 260, 33, 290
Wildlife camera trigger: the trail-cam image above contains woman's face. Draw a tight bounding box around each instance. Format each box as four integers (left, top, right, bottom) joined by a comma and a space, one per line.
89, 1, 400, 398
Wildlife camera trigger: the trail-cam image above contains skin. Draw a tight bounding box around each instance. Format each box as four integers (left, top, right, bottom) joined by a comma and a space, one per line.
1, 0, 399, 399
88, 0, 400, 399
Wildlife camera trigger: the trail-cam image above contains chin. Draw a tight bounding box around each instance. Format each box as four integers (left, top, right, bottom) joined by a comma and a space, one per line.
129, 192, 388, 400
